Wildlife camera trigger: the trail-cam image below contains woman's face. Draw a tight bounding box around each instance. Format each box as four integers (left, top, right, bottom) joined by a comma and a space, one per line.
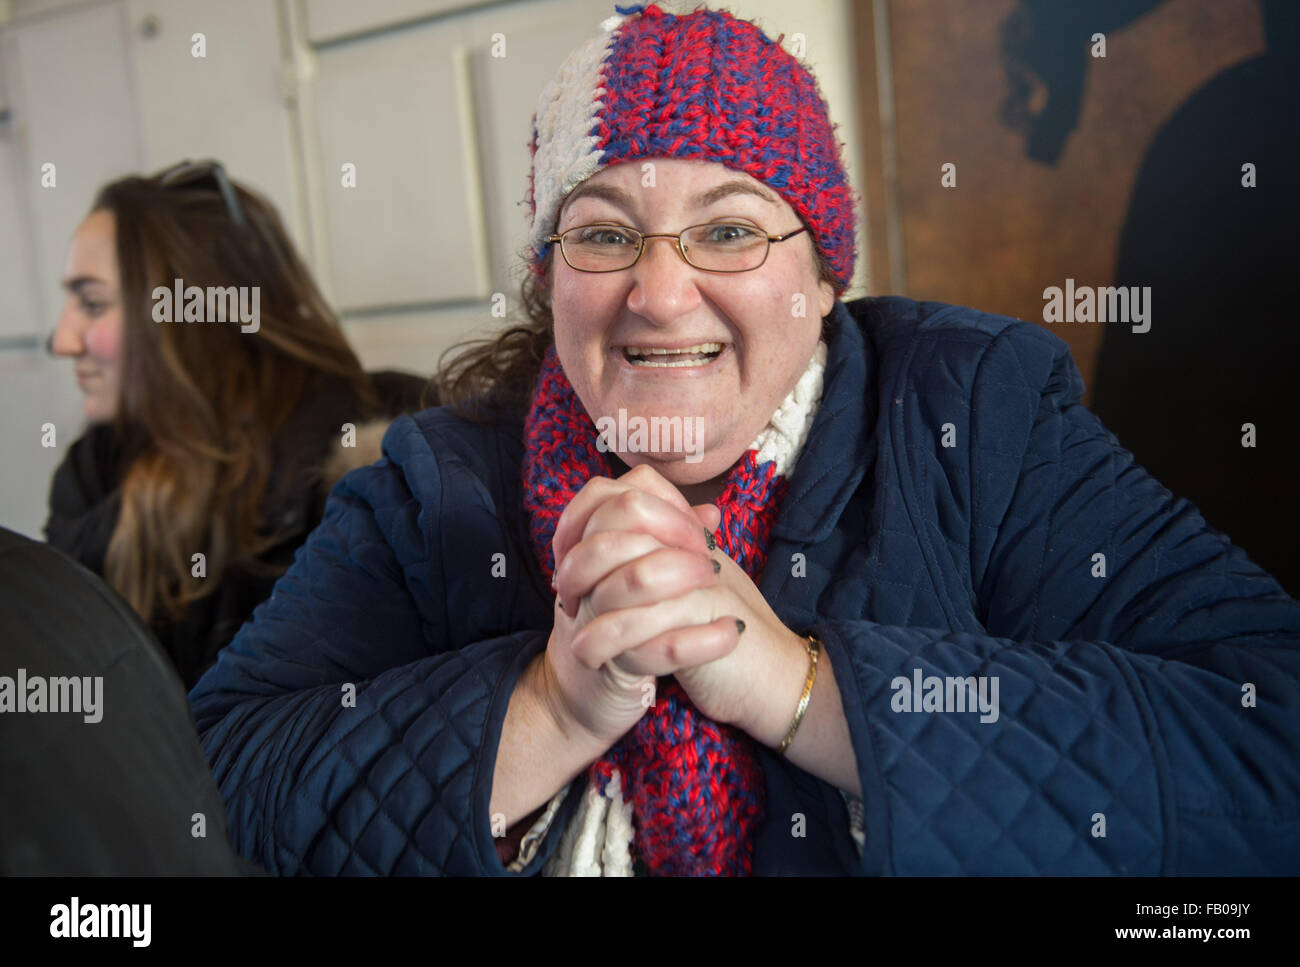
550, 158, 835, 502
52, 209, 125, 424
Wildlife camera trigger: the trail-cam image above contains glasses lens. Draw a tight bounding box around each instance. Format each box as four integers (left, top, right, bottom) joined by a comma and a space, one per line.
681, 223, 769, 271
563, 225, 642, 271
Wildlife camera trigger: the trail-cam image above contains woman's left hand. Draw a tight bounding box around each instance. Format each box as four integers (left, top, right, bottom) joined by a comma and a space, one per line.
665, 542, 807, 738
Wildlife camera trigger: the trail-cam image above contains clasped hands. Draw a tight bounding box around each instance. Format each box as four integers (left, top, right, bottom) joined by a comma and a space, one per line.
542, 463, 807, 750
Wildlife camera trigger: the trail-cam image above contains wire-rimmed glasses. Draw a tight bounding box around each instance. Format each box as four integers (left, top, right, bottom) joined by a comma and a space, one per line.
547, 221, 808, 273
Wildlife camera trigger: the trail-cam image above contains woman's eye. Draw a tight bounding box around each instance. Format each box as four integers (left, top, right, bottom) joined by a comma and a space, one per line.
81, 300, 105, 317
576, 227, 634, 246
704, 223, 757, 244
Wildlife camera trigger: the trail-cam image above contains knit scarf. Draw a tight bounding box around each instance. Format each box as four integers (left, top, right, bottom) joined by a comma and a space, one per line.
521, 340, 826, 875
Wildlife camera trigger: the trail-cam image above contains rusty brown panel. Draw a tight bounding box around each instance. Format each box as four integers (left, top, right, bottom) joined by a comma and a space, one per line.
871, 0, 1263, 403
850, 0, 893, 298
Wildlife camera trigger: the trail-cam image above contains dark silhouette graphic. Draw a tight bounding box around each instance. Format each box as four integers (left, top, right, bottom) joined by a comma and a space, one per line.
1002, 0, 1300, 594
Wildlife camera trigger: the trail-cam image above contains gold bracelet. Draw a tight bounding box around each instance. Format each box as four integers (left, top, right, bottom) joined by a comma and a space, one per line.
778, 634, 820, 756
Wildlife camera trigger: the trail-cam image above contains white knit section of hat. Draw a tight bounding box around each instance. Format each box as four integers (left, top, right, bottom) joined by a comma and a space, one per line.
748, 338, 828, 478
528, 13, 631, 259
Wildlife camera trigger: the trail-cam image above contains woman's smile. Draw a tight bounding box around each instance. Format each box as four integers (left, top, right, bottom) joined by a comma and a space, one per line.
614, 341, 731, 373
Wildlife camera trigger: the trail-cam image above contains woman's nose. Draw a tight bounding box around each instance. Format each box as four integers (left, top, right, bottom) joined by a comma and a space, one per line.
50, 303, 85, 357
626, 235, 702, 321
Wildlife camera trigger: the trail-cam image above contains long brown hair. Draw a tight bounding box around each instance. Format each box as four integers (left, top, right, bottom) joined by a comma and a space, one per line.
94, 167, 375, 623
437, 240, 838, 423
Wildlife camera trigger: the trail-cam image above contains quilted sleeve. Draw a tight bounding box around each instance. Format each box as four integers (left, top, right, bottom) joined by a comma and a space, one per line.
814, 323, 1300, 875
188, 418, 575, 876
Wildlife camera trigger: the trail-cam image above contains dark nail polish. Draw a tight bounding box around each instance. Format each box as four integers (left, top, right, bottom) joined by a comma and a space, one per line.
712, 558, 721, 574
704, 528, 717, 551
735, 619, 745, 635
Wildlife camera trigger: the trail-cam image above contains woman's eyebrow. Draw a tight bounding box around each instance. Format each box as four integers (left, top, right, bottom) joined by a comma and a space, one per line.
63, 276, 107, 293
563, 179, 779, 215
692, 181, 779, 207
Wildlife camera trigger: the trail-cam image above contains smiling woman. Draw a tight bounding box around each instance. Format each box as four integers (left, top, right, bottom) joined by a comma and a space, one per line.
190, 2, 1300, 877
544, 157, 834, 507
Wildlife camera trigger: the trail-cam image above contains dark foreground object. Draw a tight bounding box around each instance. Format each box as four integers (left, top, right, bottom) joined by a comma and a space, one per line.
0, 526, 250, 875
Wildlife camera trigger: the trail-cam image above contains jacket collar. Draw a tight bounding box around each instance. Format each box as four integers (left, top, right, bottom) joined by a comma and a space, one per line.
769, 298, 874, 544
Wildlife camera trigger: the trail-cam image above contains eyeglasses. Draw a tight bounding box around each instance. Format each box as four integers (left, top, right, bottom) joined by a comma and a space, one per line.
156, 159, 247, 229
547, 221, 808, 273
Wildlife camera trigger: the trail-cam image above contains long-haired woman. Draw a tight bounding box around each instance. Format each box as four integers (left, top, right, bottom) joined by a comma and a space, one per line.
46, 160, 425, 688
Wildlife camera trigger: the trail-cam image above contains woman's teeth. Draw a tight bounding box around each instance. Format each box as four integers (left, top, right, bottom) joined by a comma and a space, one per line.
623, 343, 724, 367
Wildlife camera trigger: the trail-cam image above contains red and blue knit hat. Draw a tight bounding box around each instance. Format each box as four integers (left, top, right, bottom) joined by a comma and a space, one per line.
525, 2, 858, 295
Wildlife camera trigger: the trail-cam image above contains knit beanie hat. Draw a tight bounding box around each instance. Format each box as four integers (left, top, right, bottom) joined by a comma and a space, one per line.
524, 2, 858, 295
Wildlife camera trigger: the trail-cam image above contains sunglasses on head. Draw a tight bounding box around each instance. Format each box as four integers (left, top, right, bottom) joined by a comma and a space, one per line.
156, 159, 247, 229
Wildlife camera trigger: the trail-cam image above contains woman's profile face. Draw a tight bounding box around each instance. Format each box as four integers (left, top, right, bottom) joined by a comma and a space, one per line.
52, 209, 125, 424
550, 158, 835, 499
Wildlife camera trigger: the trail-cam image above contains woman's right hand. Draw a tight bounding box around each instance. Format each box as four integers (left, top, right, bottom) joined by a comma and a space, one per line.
539, 464, 723, 747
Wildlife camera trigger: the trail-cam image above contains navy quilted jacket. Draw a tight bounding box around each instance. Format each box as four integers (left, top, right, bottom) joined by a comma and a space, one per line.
190, 296, 1300, 875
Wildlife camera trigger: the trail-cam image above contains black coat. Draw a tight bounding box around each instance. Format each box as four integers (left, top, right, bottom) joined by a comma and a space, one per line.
0, 525, 253, 874
44, 370, 429, 691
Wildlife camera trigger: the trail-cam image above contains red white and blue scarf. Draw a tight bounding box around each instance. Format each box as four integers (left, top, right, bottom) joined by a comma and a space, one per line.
521, 339, 826, 875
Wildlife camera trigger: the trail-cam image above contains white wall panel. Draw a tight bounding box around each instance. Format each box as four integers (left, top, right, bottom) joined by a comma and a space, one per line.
312, 21, 489, 311
124, 0, 301, 248
0, 347, 85, 536
14, 0, 141, 326
305, 0, 495, 45
342, 306, 488, 379
1, 0, 139, 537
0, 28, 42, 341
